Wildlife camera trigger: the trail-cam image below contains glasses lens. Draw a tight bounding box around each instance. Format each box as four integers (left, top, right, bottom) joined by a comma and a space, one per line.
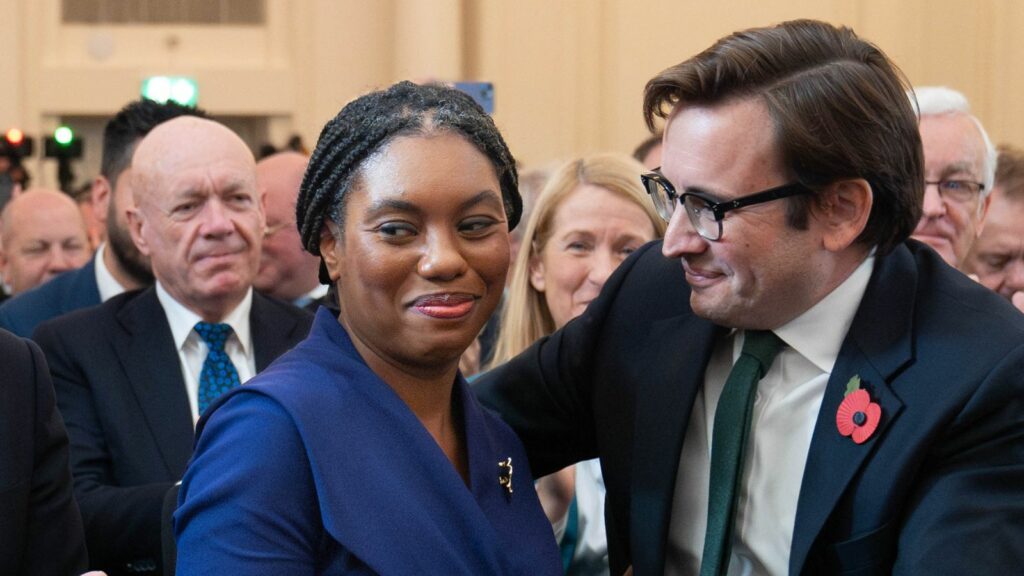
683, 195, 721, 240
939, 180, 981, 204
643, 175, 675, 221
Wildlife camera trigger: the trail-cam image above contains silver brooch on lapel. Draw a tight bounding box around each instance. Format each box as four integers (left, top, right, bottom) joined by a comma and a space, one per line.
498, 456, 513, 498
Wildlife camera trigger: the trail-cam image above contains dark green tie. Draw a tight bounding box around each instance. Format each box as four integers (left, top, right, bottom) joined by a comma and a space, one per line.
700, 330, 785, 576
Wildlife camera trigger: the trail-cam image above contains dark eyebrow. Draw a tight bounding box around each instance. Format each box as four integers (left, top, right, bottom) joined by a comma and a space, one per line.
364, 190, 504, 218
459, 189, 505, 212
364, 198, 421, 219
682, 186, 725, 203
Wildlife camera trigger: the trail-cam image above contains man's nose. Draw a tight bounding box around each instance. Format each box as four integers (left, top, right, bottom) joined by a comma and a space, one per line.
662, 207, 708, 259
921, 182, 947, 218
200, 199, 235, 236
47, 246, 78, 274
1002, 258, 1024, 296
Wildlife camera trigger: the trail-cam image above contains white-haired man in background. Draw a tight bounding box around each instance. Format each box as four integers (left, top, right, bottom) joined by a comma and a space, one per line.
910, 86, 997, 269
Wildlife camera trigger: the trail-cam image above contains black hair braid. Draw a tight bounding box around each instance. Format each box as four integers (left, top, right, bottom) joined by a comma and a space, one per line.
296, 81, 520, 256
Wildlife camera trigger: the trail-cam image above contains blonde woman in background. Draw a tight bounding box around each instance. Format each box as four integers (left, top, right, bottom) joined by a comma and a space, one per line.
488, 153, 665, 575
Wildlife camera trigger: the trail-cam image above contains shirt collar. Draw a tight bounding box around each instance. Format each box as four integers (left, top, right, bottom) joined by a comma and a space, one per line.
155, 281, 254, 355
292, 284, 329, 308
94, 244, 128, 302
773, 252, 875, 373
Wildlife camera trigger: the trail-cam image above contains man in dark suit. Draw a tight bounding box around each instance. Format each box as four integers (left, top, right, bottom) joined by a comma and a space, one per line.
34, 116, 312, 575
0, 98, 206, 337
0, 327, 88, 575
477, 20, 1024, 576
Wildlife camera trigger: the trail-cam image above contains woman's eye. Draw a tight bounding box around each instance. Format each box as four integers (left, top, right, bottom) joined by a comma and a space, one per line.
460, 217, 498, 235
566, 241, 590, 253
377, 222, 416, 238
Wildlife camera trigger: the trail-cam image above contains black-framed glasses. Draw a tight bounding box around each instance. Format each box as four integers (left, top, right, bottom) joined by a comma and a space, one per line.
641, 168, 813, 241
925, 180, 985, 204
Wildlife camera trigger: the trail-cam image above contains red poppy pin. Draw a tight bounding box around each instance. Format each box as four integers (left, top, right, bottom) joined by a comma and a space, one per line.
836, 375, 881, 444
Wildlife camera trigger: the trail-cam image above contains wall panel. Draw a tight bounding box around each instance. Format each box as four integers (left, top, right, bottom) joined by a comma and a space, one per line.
4, 0, 1024, 189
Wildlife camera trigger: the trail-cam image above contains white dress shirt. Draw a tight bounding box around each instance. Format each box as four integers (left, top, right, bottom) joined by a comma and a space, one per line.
93, 244, 128, 302
666, 254, 875, 576
156, 282, 256, 423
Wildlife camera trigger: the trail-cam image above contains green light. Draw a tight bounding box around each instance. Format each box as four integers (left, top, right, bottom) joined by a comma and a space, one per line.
54, 126, 74, 146
142, 76, 198, 106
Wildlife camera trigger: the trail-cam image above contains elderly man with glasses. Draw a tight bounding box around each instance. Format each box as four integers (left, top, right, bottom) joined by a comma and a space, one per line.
909, 86, 996, 269
477, 20, 1024, 576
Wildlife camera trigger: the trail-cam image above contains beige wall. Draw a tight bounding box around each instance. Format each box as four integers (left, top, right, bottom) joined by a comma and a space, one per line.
2, 0, 1022, 187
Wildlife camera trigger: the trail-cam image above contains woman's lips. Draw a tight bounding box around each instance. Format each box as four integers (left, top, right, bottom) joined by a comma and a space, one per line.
411, 293, 477, 319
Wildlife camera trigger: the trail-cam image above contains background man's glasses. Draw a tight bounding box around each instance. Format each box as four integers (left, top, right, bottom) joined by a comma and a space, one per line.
925, 180, 985, 204
641, 168, 812, 241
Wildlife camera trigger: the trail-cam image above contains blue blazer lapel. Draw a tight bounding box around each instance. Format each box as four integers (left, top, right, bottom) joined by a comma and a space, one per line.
789, 246, 916, 574
295, 319, 529, 573
115, 289, 195, 477
631, 313, 722, 575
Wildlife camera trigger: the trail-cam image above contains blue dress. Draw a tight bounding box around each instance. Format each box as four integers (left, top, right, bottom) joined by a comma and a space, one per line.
175, 309, 561, 575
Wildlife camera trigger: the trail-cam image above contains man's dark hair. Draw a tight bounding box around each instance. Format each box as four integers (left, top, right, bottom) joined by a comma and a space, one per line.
643, 19, 922, 255
101, 98, 208, 184
297, 81, 520, 256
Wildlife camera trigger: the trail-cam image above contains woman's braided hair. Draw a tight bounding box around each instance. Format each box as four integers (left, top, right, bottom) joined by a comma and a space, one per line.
296, 81, 521, 257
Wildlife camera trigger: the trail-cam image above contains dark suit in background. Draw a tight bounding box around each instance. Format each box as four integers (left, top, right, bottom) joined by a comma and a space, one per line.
0, 257, 101, 338
0, 328, 88, 575
33, 287, 311, 574
477, 241, 1024, 575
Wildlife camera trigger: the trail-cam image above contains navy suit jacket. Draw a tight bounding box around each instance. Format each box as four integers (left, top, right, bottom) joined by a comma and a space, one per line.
0, 328, 88, 575
175, 309, 562, 575
0, 256, 102, 338
477, 240, 1024, 575
33, 287, 312, 575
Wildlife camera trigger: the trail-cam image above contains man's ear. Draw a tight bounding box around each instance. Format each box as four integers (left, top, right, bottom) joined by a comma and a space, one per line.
125, 207, 151, 256
319, 221, 343, 283
814, 179, 872, 253
91, 176, 112, 226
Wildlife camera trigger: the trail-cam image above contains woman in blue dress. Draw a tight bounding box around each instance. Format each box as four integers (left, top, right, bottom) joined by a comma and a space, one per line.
174, 81, 562, 575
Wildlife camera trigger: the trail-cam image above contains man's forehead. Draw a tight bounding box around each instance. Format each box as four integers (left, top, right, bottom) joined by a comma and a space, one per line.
163, 167, 255, 195
922, 114, 986, 155
661, 99, 781, 185
986, 195, 1024, 229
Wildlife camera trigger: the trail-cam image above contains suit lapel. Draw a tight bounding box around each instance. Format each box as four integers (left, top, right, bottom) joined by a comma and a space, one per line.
631, 313, 722, 575
250, 294, 302, 371
789, 246, 916, 574
114, 289, 195, 477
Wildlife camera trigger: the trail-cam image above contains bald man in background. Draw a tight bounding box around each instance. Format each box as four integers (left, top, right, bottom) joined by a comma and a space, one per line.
33, 116, 311, 575
0, 189, 91, 297
252, 151, 326, 307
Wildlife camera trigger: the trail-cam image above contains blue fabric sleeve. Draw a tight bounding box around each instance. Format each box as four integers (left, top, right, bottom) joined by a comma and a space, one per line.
174, 392, 322, 576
